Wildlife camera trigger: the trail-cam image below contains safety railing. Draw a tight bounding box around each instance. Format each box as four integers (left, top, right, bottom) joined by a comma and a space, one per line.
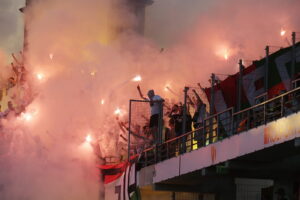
138, 87, 300, 168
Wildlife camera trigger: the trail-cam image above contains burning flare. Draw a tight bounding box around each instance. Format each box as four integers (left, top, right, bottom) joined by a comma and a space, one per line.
280, 29, 286, 37
100, 99, 105, 105
224, 52, 229, 60
114, 108, 121, 115
49, 53, 54, 60
132, 75, 142, 82
216, 46, 230, 60
85, 134, 92, 143
36, 73, 44, 80
22, 112, 33, 121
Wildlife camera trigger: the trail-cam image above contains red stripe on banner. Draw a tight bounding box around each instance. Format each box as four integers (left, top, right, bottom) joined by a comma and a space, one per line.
99, 155, 139, 184
99, 162, 128, 184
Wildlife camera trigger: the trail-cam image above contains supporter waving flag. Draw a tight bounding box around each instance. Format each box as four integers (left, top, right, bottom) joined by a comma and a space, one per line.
99, 156, 140, 200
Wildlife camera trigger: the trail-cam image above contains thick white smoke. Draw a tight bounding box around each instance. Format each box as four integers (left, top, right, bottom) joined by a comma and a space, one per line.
0, 0, 300, 199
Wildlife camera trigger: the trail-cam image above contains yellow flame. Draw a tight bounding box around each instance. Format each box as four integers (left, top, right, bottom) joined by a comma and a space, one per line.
101, 99, 105, 105
132, 75, 142, 82
49, 53, 54, 60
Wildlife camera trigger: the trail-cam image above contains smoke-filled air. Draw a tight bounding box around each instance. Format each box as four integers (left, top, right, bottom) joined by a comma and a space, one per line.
0, 0, 299, 199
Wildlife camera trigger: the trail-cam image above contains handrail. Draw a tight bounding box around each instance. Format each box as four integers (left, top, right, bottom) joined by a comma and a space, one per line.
138, 86, 300, 167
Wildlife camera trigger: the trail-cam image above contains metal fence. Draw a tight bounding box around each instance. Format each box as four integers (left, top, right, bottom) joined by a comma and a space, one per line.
138, 86, 300, 167
128, 99, 163, 158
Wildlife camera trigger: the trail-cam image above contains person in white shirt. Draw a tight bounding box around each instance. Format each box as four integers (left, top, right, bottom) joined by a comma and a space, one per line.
137, 86, 164, 143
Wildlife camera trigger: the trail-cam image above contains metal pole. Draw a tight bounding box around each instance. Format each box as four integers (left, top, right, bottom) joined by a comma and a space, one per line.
265, 46, 270, 98
180, 87, 189, 153
158, 101, 163, 144
291, 32, 296, 88
209, 74, 215, 144
128, 100, 132, 160
182, 87, 189, 134
210, 74, 216, 115
238, 59, 244, 111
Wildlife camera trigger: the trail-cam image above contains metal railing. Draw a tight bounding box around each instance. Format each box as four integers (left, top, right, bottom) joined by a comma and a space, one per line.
138, 87, 300, 167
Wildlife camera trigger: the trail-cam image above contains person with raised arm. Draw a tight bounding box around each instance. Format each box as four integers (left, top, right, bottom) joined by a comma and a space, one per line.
137, 85, 164, 144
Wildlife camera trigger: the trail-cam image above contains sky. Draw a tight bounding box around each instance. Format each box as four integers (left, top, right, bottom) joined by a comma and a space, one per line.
0, 0, 25, 55
0, 0, 216, 55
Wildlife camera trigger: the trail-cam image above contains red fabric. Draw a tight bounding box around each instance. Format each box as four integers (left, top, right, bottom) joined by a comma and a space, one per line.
99, 162, 128, 184
99, 155, 139, 184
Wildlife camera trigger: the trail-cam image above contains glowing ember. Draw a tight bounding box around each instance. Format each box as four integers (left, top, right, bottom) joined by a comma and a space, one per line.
49, 53, 54, 60
114, 108, 121, 115
132, 75, 142, 82
280, 29, 286, 36
36, 73, 44, 80
101, 99, 105, 105
85, 134, 92, 143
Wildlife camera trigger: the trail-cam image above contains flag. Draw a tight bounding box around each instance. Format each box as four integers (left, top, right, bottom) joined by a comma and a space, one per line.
204, 42, 300, 113
100, 156, 140, 200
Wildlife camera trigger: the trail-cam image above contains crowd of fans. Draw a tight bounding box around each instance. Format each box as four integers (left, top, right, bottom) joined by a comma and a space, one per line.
0, 53, 31, 120
112, 83, 209, 160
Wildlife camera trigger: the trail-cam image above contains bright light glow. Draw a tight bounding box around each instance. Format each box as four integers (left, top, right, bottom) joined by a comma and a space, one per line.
49, 53, 54, 60
22, 113, 33, 121
101, 99, 105, 105
90, 71, 96, 76
224, 52, 229, 60
132, 75, 142, 82
114, 108, 121, 115
164, 84, 171, 92
280, 29, 286, 37
85, 134, 92, 143
36, 73, 44, 80
216, 46, 230, 60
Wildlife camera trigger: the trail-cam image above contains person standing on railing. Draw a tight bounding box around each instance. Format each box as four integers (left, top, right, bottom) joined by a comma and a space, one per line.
137, 85, 164, 144
192, 89, 208, 148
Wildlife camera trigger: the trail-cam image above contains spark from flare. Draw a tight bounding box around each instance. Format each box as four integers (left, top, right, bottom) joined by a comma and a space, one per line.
49, 53, 54, 60
101, 99, 105, 105
224, 52, 229, 60
132, 75, 142, 82
85, 134, 92, 143
90, 71, 96, 76
22, 112, 33, 121
216, 46, 230, 60
114, 108, 121, 115
280, 29, 286, 37
36, 73, 44, 80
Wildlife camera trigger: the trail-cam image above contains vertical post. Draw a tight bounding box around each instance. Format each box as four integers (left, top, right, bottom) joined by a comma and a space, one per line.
182, 87, 189, 134
291, 32, 296, 88
265, 46, 270, 98
157, 101, 163, 144
181, 87, 189, 153
128, 100, 132, 161
237, 59, 244, 111
210, 73, 216, 115
209, 74, 216, 144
